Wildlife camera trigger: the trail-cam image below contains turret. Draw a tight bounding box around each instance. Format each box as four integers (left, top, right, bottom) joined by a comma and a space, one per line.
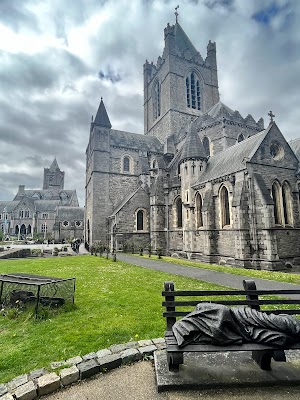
179, 125, 207, 228
205, 40, 217, 69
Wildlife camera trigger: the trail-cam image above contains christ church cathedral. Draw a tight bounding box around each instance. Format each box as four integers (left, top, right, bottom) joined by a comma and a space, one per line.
85, 16, 300, 270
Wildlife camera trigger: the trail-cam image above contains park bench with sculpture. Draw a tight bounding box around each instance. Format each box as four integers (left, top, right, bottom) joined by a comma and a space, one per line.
162, 280, 300, 372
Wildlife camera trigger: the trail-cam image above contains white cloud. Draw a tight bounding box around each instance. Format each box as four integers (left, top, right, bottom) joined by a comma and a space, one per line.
0, 0, 300, 206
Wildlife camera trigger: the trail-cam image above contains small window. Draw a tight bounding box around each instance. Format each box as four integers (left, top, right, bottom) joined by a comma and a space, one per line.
220, 186, 230, 227
62, 220, 69, 227
176, 198, 183, 228
272, 181, 282, 225
123, 157, 130, 172
41, 223, 47, 233
186, 72, 201, 110
238, 134, 245, 143
75, 221, 82, 227
203, 137, 210, 157
24, 210, 30, 218
42, 213, 48, 219
195, 193, 203, 227
137, 210, 144, 231
154, 80, 161, 119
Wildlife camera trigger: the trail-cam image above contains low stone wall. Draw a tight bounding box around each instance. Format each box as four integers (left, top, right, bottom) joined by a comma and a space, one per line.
0, 248, 31, 259
0, 338, 166, 399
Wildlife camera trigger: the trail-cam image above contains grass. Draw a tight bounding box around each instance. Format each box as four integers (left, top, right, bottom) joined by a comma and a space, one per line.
0, 255, 229, 384
137, 254, 300, 285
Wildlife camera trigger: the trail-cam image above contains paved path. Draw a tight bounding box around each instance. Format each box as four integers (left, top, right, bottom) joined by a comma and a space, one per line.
42, 360, 300, 400
117, 253, 300, 297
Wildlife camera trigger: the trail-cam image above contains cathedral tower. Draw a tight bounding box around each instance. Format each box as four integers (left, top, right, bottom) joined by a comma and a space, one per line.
144, 20, 219, 143
85, 98, 112, 244
43, 158, 64, 190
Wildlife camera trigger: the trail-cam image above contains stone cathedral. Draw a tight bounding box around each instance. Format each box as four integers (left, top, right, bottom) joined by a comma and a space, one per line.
85, 18, 300, 270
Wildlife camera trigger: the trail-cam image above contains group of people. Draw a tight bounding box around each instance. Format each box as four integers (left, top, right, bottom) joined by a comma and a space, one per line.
71, 238, 81, 253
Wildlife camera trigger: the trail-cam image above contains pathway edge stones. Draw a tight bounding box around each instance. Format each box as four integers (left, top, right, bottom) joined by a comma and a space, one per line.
0, 338, 165, 400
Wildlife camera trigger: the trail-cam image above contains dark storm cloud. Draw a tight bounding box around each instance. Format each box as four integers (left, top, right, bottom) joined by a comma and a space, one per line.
0, 49, 90, 93
0, 0, 39, 32
98, 66, 122, 83
0, 0, 300, 206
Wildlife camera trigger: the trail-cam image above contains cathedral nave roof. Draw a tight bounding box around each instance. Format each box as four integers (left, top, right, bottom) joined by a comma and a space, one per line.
193, 128, 269, 186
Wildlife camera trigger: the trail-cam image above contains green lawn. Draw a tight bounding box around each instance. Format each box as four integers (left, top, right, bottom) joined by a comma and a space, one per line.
0, 255, 228, 384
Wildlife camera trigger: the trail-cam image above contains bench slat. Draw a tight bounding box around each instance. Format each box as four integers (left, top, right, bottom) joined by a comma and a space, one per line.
163, 299, 300, 307
163, 309, 300, 317
162, 289, 300, 296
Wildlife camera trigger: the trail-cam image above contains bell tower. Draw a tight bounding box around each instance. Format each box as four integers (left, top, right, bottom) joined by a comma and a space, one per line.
43, 158, 64, 190
144, 14, 219, 143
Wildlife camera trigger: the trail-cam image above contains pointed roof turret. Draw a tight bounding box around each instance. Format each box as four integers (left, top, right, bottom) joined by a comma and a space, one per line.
93, 97, 112, 129
180, 125, 207, 163
49, 157, 60, 172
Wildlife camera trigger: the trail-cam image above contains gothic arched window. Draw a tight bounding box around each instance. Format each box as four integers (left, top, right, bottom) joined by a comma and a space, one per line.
282, 181, 293, 225
176, 197, 183, 228
186, 72, 201, 110
272, 181, 282, 225
220, 186, 230, 227
153, 80, 161, 119
195, 192, 203, 228
137, 210, 144, 231
123, 157, 130, 172
203, 137, 210, 157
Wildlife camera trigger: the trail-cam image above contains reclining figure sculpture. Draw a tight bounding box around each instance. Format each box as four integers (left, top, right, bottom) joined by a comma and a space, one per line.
173, 303, 300, 348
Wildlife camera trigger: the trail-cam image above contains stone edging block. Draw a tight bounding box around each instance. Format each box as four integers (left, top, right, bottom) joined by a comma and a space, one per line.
37, 373, 60, 396
1, 338, 165, 399
13, 380, 37, 400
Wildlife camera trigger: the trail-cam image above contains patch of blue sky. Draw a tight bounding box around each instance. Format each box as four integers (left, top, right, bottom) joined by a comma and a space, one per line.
252, 2, 283, 25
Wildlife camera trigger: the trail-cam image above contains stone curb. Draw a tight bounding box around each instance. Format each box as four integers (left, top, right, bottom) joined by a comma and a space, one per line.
0, 338, 166, 400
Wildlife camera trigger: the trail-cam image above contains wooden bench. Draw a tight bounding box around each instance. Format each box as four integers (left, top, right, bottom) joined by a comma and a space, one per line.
162, 280, 300, 371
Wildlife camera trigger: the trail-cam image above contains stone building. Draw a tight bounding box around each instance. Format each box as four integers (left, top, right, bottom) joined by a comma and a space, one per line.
0, 159, 84, 242
85, 18, 300, 270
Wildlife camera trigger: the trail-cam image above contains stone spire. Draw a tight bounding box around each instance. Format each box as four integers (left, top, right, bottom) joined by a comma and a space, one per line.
49, 157, 60, 172
93, 97, 112, 129
180, 125, 207, 163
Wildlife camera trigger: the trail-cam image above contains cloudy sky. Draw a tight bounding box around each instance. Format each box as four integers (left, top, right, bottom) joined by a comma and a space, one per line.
0, 0, 299, 206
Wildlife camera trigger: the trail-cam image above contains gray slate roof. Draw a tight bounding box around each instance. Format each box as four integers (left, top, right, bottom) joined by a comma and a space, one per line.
109, 188, 140, 217
0, 201, 19, 212
93, 98, 112, 128
174, 22, 199, 58
13, 189, 76, 202
35, 200, 61, 212
110, 130, 163, 153
49, 158, 60, 172
194, 129, 268, 185
289, 138, 300, 161
205, 101, 235, 119
180, 126, 207, 161
57, 206, 84, 220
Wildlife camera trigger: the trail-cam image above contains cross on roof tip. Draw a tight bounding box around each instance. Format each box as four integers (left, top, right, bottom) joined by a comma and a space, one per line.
268, 110, 275, 123
175, 5, 179, 23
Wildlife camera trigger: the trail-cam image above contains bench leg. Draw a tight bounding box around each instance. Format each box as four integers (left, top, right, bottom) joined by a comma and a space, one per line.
252, 349, 286, 370
252, 350, 273, 370
167, 352, 184, 372
273, 350, 286, 362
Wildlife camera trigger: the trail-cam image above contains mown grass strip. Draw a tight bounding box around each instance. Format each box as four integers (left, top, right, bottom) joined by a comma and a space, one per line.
136, 254, 300, 285
0, 256, 229, 383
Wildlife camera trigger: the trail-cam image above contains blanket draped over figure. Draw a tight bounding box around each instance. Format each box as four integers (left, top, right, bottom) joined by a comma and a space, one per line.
172, 303, 300, 347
